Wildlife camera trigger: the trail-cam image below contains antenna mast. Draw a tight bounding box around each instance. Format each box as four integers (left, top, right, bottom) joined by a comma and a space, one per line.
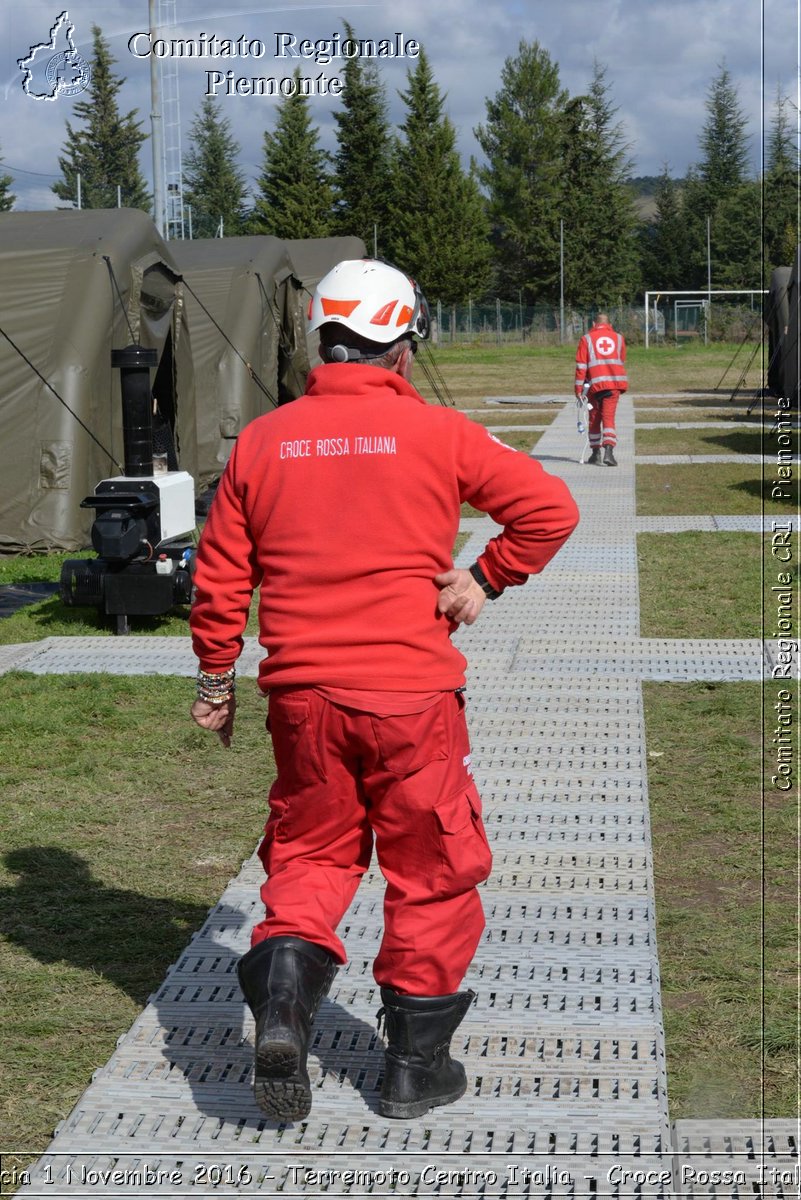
148, 0, 165, 236
159, 0, 185, 239
149, 0, 184, 239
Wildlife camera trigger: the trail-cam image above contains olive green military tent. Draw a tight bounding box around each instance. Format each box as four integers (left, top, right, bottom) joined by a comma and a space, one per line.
767, 266, 792, 397
781, 249, 800, 405
0, 209, 195, 551
169, 236, 308, 491
169, 235, 367, 493
283, 236, 367, 369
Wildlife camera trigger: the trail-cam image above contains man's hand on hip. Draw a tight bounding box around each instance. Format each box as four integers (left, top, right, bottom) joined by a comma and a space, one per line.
191, 694, 237, 747
434, 568, 487, 626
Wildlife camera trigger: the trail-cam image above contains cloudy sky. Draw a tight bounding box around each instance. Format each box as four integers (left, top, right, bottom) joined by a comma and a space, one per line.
2, 0, 798, 212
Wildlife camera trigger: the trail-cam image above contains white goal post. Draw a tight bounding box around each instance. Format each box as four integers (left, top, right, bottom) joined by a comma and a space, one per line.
644, 289, 768, 348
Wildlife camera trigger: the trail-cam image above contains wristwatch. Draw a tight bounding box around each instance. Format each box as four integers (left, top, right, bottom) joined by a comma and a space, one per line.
468, 561, 502, 600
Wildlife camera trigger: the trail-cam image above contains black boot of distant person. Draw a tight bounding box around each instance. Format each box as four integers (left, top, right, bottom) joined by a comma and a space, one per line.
603, 445, 617, 467
587, 447, 601, 465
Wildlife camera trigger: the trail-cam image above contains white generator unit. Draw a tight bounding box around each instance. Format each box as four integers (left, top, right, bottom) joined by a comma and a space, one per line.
60, 345, 197, 634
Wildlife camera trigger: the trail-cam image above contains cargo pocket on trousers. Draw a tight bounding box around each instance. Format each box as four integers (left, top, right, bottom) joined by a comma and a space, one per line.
434, 785, 492, 896
371, 705, 449, 775
267, 694, 327, 793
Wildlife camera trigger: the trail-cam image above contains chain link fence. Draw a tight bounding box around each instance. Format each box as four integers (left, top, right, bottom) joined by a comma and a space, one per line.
431, 299, 766, 347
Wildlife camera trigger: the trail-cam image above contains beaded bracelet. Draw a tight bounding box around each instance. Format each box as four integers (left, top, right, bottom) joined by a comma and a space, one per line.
197, 686, 235, 704
197, 667, 236, 704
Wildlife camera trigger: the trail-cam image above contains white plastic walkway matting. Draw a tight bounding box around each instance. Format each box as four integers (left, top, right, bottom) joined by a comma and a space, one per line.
10, 400, 797, 1198
636, 454, 774, 465
637, 516, 799, 533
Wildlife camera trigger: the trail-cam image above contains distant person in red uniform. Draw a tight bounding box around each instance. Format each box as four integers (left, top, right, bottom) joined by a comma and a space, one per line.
574, 313, 628, 465
189, 260, 579, 1124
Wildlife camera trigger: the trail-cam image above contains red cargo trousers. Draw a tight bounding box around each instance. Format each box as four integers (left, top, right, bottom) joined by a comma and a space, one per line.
587, 389, 619, 448
252, 687, 492, 996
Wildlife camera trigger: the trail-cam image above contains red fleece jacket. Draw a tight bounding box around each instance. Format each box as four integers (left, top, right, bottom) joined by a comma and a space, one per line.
190, 363, 579, 691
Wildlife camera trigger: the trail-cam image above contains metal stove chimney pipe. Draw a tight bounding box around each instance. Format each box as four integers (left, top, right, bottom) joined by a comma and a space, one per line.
111, 345, 159, 476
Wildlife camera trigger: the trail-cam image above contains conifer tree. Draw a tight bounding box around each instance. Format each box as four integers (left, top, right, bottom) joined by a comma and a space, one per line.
696, 63, 750, 211
764, 88, 798, 271
681, 63, 753, 288
52, 26, 149, 211
0, 149, 15, 212
712, 181, 762, 287
183, 97, 248, 238
674, 169, 710, 289
331, 23, 392, 249
474, 40, 567, 299
385, 47, 491, 303
558, 64, 639, 306
639, 167, 689, 291
250, 70, 333, 239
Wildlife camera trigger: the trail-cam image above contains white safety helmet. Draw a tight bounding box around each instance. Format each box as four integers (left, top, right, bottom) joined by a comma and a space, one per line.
308, 259, 431, 348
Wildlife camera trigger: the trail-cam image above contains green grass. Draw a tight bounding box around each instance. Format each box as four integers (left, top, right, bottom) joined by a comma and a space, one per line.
638, 525, 799, 642
634, 406, 764, 424
644, 682, 798, 1118
0, 552, 93, 585
0, 674, 275, 1154
467, 408, 556, 424
412, 341, 763, 408
491, 430, 543, 454
636, 427, 766, 457
636, 463, 792, 516
0, 597, 194, 644
623, 341, 764, 392
638, 533, 761, 638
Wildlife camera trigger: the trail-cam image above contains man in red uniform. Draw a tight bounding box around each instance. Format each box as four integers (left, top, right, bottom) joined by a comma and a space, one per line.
189, 260, 579, 1124
574, 313, 628, 466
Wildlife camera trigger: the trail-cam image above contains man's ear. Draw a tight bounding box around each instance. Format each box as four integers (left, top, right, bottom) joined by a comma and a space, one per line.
396, 342, 414, 381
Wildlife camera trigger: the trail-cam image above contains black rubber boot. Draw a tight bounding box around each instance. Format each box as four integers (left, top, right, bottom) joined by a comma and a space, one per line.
603, 445, 618, 466
237, 936, 338, 1121
377, 987, 474, 1119
587, 447, 602, 465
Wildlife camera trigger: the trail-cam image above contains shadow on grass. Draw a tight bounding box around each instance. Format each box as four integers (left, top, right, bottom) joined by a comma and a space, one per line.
730, 478, 797, 506
0, 583, 59, 617
699, 430, 766, 455
680, 389, 763, 399
0, 846, 214, 1007
6, 597, 109, 634
1, 596, 190, 638
533, 453, 585, 465
1, 846, 382, 1124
